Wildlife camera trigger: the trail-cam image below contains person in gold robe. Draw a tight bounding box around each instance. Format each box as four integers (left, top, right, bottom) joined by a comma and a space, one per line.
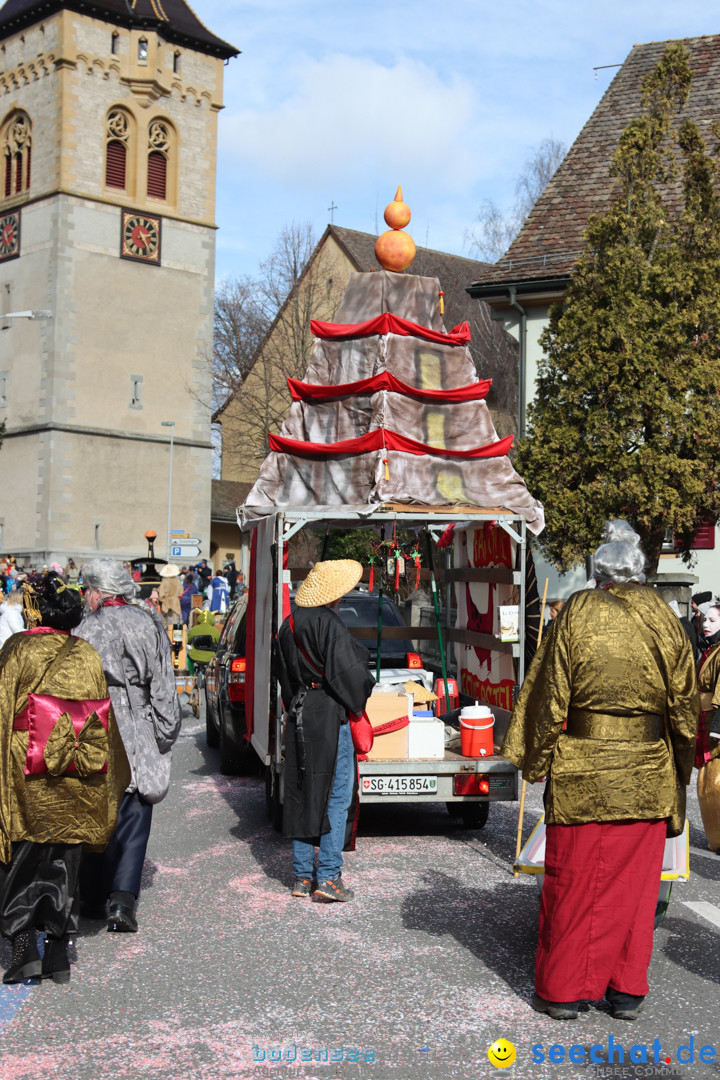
502, 520, 697, 1021
0, 573, 129, 984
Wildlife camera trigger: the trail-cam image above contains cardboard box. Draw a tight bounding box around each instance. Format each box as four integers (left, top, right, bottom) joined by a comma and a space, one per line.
408, 711, 445, 759
365, 692, 410, 761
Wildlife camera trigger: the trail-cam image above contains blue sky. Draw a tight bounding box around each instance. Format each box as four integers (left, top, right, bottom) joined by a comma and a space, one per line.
191, 1, 719, 286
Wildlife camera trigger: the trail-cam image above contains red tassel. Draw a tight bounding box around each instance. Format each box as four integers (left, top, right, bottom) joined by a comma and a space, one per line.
368, 563, 374, 592
414, 555, 421, 590
394, 557, 400, 592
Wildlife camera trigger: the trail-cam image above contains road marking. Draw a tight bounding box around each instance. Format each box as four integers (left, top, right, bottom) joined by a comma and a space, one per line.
689, 844, 720, 862
0, 983, 36, 1032
682, 901, 720, 929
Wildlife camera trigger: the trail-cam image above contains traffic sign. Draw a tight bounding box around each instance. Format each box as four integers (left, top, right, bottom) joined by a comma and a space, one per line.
171, 545, 201, 558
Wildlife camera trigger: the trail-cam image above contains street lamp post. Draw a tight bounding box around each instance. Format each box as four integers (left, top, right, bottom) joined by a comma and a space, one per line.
161, 421, 175, 561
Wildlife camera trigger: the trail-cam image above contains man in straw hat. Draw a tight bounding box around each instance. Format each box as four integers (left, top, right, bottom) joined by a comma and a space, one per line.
276, 560, 374, 902
74, 558, 181, 932
502, 520, 697, 1021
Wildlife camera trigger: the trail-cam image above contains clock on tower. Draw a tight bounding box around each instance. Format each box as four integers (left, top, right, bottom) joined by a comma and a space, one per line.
0, 211, 20, 261
121, 210, 161, 265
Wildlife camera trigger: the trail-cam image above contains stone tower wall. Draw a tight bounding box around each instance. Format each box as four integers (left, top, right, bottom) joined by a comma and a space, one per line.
0, 8, 227, 563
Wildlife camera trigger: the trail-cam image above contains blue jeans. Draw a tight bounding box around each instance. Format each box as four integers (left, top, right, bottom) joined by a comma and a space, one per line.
292, 721, 354, 882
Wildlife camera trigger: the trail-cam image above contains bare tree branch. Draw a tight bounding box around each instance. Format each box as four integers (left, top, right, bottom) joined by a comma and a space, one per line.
216, 223, 346, 482
466, 137, 567, 262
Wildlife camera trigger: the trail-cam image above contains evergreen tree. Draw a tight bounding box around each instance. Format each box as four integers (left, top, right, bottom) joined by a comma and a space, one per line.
516, 43, 720, 575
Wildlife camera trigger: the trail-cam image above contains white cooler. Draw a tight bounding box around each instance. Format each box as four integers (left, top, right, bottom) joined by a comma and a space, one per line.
408, 708, 445, 759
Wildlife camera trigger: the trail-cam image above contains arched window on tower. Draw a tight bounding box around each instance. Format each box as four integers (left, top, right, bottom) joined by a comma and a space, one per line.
147, 119, 173, 202
2, 112, 32, 200
105, 109, 132, 191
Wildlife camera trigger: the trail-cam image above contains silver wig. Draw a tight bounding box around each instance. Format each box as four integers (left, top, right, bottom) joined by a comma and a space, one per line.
593, 520, 646, 586
81, 557, 139, 599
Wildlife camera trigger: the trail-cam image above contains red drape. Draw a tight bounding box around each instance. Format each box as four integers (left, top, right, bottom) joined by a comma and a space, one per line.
310, 313, 470, 346
287, 372, 491, 404
268, 429, 513, 461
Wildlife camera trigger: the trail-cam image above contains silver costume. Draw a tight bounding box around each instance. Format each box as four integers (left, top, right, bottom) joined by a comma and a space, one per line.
75, 560, 181, 803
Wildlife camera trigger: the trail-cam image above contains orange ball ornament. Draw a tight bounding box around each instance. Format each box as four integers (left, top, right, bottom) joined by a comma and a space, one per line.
384, 184, 412, 229
374, 229, 416, 272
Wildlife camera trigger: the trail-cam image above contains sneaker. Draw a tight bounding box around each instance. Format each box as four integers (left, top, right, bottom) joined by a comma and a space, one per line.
606, 987, 644, 1021
531, 993, 579, 1020
291, 878, 314, 898
313, 876, 354, 903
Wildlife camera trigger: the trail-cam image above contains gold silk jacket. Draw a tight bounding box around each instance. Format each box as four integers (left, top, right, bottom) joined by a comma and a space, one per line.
0, 631, 131, 864
501, 583, 698, 837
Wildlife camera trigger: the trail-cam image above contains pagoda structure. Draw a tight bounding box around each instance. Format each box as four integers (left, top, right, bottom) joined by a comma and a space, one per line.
243, 192, 544, 535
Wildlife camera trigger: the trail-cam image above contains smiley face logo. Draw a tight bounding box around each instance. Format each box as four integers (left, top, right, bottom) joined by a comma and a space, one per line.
488, 1038, 516, 1069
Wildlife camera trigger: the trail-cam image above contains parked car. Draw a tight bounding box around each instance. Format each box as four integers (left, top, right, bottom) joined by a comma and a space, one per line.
204, 594, 249, 774
331, 590, 433, 690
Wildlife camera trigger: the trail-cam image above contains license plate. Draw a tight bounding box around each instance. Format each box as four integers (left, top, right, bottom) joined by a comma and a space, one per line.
361, 775, 438, 795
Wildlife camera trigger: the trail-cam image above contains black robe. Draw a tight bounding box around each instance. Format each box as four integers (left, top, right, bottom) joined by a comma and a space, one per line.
277, 605, 374, 840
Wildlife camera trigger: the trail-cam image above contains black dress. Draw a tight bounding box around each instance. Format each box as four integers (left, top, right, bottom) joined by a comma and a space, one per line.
277, 606, 374, 840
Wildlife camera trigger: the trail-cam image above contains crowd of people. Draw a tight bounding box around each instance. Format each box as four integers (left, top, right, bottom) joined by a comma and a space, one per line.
152, 559, 244, 627
0, 556, 245, 635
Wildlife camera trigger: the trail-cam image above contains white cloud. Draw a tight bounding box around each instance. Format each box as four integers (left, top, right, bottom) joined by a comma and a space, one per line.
221, 53, 479, 194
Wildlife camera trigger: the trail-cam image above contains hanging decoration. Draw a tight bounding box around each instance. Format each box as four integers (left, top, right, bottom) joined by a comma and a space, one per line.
367, 528, 423, 596
368, 554, 376, 593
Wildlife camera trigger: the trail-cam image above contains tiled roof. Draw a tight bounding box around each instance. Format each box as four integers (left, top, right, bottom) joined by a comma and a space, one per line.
0, 0, 238, 57
212, 479, 253, 521
474, 34, 720, 288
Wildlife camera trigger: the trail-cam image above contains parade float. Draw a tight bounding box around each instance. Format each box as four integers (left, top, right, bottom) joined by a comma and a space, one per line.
238, 189, 545, 829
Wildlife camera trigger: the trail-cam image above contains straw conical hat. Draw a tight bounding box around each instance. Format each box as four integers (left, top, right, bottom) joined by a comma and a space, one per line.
295, 560, 363, 608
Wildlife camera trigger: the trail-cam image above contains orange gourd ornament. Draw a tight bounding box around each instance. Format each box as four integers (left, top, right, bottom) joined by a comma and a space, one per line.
375, 185, 416, 272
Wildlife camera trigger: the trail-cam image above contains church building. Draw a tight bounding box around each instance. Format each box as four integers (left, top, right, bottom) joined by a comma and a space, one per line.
0, 0, 237, 564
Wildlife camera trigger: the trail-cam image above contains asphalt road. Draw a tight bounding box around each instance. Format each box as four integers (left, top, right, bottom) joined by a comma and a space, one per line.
0, 700, 719, 1080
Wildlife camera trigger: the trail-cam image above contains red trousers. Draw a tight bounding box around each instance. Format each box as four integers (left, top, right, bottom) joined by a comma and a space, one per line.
536, 819, 666, 1002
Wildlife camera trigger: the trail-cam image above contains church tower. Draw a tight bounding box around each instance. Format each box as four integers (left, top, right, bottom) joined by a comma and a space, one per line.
0, 0, 237, 564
